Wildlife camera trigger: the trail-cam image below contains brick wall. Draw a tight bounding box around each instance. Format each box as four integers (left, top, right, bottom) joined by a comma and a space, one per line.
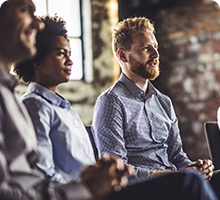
153, 0, 220, 160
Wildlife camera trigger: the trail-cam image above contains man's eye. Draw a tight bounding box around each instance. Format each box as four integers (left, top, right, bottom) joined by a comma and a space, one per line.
20, 6, 33, 14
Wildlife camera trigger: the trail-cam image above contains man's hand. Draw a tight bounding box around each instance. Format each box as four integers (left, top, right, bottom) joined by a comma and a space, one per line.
80, 153, 135, 200
183, 159, 214, 180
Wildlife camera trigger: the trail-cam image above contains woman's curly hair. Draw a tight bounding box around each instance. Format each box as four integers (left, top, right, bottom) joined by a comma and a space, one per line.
14, 15, 68, 83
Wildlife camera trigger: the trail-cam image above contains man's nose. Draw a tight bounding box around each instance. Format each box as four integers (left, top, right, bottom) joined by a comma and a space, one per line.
33, 17, 45, 31
151, 47, 159, 58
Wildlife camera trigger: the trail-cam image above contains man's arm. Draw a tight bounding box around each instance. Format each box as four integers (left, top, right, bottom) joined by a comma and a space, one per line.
0, 141, 131, 200
165, 99, 192, 169
92, 94, 152, 184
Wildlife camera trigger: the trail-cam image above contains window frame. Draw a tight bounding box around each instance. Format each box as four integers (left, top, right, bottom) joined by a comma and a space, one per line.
34, 0, 93, 81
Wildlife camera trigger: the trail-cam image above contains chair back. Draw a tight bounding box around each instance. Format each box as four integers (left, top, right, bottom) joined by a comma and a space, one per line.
85, 126, 99, 161
204, 121, 220, 170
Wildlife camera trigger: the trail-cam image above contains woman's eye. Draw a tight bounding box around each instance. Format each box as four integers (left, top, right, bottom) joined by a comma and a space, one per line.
58, 52, 65, 56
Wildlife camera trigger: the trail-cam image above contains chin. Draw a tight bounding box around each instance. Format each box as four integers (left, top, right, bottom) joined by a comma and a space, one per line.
22, 45, 37, 60
145, 68, 160, 80
63, 78, 70, 83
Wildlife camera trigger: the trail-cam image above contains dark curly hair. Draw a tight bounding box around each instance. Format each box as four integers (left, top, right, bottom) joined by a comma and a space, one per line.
0, 1, 8, 14
14, 15, 68, 83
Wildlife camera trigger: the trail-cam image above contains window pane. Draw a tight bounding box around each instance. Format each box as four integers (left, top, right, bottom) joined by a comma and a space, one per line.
48, 0, 81, 37
69, 38, 83, 80
32, 0, 47, 17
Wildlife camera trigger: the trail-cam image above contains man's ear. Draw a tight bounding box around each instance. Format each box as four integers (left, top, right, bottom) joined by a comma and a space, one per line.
117, 48, 128, 63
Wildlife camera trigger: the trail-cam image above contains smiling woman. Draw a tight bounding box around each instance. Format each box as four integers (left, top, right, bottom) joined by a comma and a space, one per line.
13, 15, 96, 184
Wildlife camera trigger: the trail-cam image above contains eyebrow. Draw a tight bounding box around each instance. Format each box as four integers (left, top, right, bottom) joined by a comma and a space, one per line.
55, 48, 70, 51
140, 42, 158, 48
54, 48, 71, 55
18, 1, 35, 12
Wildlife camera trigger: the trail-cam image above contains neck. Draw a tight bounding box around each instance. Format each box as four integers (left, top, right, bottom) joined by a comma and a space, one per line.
35, 81, 57, 94
123, 70, 149, 92
132, 76, 149, 92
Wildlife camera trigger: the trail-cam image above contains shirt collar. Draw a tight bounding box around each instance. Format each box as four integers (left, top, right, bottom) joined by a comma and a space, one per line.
28, 82, 71, 109
119, 73, 156, 100
0, 65, 18, 92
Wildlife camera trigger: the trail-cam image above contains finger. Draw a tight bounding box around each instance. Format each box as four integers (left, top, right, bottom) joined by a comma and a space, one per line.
109, 162, 118, 176
184, 161, 197, 168
208, 171, 214, 180
115, 158, 125, 171
200, 162, 214, 172
202, 165, 214, 177
100, 152, 111, 162
98, 153, 116, 167
128, 165, 135, 176
119, 176, 128, 187
206, 159, 213, 166
111, 171, 129, 189
203, 171, 212, 180
196, 159, 204, 167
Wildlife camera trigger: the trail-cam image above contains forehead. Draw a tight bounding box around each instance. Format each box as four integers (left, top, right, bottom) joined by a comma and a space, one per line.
132, 31, 157, 46
2, 0, 34, 10
49, 36, 70, 51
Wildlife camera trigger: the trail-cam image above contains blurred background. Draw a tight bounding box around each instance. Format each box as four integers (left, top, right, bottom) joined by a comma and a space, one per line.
11, 0, 220, 161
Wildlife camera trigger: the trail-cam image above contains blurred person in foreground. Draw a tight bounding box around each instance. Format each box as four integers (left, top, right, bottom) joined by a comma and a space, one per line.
0, 0, 218, 200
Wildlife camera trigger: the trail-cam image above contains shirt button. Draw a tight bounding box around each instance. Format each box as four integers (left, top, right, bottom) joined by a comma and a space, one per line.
149, 120, 152, 123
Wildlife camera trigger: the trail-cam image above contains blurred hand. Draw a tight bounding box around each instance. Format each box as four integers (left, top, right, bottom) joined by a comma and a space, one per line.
80, 153, 135, 200
183, 159, 214, 180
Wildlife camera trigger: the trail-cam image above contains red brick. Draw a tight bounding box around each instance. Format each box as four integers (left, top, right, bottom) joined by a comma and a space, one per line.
198, 20, 216, 28
168, 32, 187, 40
188, 29, 204, 36
206, 26, 220, 33
212, 10, 220, 17
197, 4, 215, 12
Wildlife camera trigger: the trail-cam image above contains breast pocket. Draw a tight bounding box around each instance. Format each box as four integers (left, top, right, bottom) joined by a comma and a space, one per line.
149, 112, 171, 143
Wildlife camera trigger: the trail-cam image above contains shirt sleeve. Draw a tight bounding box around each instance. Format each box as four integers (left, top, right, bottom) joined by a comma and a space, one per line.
92, 94, 150, 184
0, 142, 91, 200
165, 98, 191, 169
22, 97, 66, 184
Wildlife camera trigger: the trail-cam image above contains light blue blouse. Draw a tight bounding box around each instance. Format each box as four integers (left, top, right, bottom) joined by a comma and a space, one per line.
21, 82, 95, 184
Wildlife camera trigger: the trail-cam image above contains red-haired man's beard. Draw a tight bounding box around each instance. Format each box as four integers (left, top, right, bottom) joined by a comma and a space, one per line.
129, 54, 160, 80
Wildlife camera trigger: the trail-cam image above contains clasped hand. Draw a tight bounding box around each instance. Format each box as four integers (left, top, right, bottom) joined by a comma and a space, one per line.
184, 159, 214, 180
80, 153, 135, 200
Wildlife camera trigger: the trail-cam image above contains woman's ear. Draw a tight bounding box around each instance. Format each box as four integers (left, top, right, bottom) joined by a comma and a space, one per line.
117, 48, 128, 63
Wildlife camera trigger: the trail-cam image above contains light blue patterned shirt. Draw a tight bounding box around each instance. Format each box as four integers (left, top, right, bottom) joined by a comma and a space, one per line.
21, 82, 95, 184
92, 73, 191, 185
